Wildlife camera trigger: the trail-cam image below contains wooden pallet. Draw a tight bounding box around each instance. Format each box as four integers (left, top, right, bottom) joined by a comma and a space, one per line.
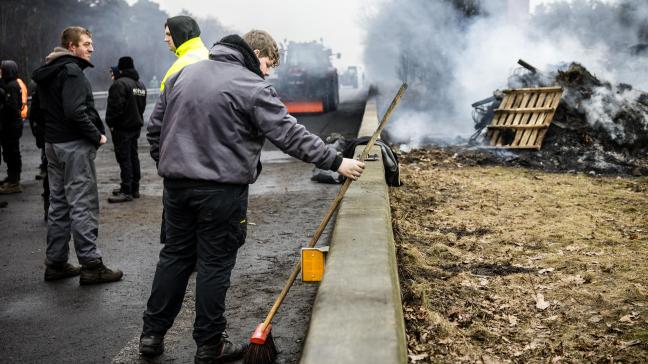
485, 86, 563, 149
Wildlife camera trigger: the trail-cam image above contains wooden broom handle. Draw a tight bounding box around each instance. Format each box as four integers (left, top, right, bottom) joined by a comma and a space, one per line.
261, 83, 408, 328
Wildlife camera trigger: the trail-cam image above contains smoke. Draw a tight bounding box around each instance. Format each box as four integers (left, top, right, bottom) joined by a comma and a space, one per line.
579, 86, 648, 143
364, 0, 648, 145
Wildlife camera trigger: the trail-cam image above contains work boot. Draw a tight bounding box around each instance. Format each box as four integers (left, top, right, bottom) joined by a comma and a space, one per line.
114, 185, 140, 198
44, 261, 81, 281
139, 334, 165, 358
108, 192, 133, 203
195, 332, 248, 364
0, 182, 21, 195
35, 170, 47, 180
132, 183, 140, 199
79, 259, 123, 285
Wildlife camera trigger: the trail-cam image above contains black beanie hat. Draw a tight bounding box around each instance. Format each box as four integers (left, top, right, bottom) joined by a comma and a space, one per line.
117, 56, 134, 70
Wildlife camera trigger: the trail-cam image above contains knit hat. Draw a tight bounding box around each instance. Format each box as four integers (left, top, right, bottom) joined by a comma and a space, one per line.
117, 56, 134, 70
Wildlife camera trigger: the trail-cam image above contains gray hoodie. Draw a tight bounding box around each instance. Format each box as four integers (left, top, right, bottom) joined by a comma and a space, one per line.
147, 44, 341, 184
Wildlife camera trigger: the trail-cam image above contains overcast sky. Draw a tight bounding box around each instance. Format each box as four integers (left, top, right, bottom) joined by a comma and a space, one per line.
141, 0, 617, 69
141, 0, 383, 70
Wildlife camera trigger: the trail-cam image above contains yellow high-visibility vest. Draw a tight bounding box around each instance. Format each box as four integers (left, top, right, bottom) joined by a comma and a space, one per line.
160, 37, 208, 92
16, 78, 28, 120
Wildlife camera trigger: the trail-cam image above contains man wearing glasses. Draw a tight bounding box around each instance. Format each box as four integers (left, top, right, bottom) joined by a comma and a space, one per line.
140, 30, 365, 363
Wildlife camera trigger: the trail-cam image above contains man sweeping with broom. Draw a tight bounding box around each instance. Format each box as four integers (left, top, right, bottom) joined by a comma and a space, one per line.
140, 30, 365, 363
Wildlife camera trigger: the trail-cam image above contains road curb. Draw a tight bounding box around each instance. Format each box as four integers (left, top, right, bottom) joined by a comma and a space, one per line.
300, 95, 407, 363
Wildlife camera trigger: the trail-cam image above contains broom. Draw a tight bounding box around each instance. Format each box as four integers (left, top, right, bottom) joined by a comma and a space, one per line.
243, 83, 408, 364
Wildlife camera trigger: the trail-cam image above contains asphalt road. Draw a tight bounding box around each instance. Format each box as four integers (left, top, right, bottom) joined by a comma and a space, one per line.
0, 87, 367, 364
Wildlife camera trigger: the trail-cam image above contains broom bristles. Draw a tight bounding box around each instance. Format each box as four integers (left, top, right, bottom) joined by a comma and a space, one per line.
243, 331, 278, 364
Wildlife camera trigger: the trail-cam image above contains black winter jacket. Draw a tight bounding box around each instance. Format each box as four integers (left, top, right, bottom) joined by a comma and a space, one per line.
106, 68, 147, 131
29, 89, 46, 148
31, 51, 105, 146
0, 61, 22, 127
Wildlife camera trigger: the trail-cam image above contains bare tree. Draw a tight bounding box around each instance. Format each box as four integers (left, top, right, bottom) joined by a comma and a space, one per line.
0, 0, 234, 90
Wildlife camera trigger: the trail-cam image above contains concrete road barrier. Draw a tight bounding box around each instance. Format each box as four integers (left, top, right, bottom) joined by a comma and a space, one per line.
300, 95, 407, 364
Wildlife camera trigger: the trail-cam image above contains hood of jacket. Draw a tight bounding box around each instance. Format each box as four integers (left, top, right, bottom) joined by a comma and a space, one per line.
0, 60, 19, 81
211, 34, 264, 79
167, 15, 201, 51
32, 51, 93, 85
209, 43, 264, 79
117, 68, 140, 81
45, 47, 73, 64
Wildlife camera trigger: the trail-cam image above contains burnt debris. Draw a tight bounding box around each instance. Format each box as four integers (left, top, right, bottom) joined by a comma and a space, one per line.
466, 61, 648, 176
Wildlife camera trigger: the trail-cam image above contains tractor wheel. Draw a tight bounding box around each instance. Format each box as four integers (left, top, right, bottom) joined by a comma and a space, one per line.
328, 79, 339, 112
322, 93, 330, 113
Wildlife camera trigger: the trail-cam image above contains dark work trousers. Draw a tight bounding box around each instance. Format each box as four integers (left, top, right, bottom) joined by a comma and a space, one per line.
112, 128, 141, 195
39, 148, 48, 173
37, 150, 50, 219
0, 119, 22, 182
43, 171, 50, 219
142, 183, 248, 346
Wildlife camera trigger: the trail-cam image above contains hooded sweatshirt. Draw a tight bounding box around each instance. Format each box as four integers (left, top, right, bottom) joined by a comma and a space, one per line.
0, 60, 22, 125
31, 48, 104, 146
160, 16, 208, 91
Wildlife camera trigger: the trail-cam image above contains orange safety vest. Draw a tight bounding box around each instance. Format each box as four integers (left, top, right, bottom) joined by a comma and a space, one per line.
16, 78, 28, 120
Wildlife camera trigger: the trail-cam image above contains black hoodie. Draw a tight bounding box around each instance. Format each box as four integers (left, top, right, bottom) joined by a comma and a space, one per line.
166, 16, 201, 49
106, 68, 147, 130
31, 50, 104, 146
0, 60, 22, 124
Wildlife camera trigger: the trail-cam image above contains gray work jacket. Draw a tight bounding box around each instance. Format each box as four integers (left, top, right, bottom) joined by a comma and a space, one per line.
147, 45, 340, 184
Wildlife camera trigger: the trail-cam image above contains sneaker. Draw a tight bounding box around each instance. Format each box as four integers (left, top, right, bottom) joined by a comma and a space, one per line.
139, 334, 165, 358
195, 333, 247, 364
44, 261, 81, 281
132, 190, 140, 199
108, 192, 133, 203
79, 259, 123, 285
0, 182, 22, 195
35, 170, 47, 180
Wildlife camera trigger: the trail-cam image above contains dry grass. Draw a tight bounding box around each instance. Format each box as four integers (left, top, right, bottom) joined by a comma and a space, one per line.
391, 148, 648, 363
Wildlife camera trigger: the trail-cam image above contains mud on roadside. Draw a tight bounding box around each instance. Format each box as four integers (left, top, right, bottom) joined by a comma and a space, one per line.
390, 147, 648, 363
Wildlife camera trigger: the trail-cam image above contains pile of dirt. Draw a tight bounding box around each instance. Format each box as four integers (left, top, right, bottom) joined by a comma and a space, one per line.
470, 63, 648, 175
391, 147, 648, 363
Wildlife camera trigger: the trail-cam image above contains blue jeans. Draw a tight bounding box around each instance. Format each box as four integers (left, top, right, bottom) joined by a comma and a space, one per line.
142, 182, 248, 346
